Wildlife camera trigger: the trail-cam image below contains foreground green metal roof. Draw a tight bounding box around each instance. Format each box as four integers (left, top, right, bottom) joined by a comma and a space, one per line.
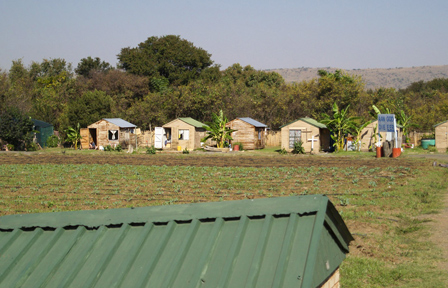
0, 196, 353, 288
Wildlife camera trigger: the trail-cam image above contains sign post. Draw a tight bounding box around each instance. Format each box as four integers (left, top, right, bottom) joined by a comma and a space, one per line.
378, 114, 397, 148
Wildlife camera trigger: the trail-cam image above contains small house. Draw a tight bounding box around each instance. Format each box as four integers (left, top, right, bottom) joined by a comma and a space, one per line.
162, 117, 207, 151
81, 118, 137, 149
280, 118, 331, 153
434, 120, 448, 152
359, 120, 403, 152
32, 119, 54, 148
0, 195, 353, 287
226, 117, 267, 150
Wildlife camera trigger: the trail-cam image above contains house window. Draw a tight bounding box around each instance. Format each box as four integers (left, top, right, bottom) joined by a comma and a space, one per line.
109, 130, 119, 141
289, 130, 301, 148
178, 129, 189, 140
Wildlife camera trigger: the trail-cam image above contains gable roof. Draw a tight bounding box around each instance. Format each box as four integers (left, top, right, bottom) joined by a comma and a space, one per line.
280, 118, 327, 129
238, 117, 268, 128
434, 120, 448, 127
179, 117, 206, 128
32, 119, 53, 128
103, 118, 136, 128
163, 117, 206, 129
0, 196, 353, 288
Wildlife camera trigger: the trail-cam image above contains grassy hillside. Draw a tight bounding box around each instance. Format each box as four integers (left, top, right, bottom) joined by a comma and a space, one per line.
269, 65, 448, 90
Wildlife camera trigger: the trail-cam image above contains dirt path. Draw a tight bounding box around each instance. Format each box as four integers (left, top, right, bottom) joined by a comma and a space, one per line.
428, 191, 448, 271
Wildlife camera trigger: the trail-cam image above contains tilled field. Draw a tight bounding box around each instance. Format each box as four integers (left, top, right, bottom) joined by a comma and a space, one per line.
0, 152, 429, 168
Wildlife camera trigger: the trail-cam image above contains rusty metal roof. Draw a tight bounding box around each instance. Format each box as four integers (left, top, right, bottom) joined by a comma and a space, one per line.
0, 196, 353, 288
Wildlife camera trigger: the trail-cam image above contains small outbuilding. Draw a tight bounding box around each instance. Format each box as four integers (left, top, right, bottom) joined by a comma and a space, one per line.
32, 119, 54, 148
280, 118, 331, 153
162, 117, 207, 151
434, 120, 448, 152
0, 195, 353, 288
81, 118, 137, 149
226, 117, 267, 150
359, 120, 403, 152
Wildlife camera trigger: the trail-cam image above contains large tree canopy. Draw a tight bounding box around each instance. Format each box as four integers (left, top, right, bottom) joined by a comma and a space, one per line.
75, 57, 112, 78
117, 35, 214, 86
0, 107, 34, 150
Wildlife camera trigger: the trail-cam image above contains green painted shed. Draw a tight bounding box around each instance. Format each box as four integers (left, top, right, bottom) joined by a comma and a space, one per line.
32, 119, 54, 148
0, 195, 353, 288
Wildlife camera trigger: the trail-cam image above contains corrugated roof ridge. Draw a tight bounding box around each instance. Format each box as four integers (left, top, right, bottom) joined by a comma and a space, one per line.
0, 196, 326, 230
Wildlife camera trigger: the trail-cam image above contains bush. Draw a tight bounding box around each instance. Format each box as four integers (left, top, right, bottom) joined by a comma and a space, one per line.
115, 144, 122, 152
278, 148, 288, 155
6, 144, 14, 151
104, 145, 113, 152
146, 146, 156, 154
26, 142, 39, 151
46, 135, 59, 148
182, 147, 190, 154
292, 141, 305, 154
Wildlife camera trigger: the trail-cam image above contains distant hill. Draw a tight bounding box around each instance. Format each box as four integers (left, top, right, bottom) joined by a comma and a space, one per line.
267, 65, 448, 90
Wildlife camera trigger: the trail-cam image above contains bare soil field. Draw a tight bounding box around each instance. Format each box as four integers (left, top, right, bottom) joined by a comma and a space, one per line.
0, 151, 430, 169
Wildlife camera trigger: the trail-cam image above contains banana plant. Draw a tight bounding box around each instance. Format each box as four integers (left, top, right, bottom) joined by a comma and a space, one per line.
65, 123, 82, 150
321, 103, 358, 152
201, 110, 236, 148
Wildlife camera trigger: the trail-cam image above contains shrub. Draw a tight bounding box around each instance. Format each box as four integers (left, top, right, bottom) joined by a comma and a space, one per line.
104, 145, 113, 152
182, 147, 190, 154
26, 142, 39, 151
6, 144, 14, 151
146, 146, 156, 154
278, 148, 288, 155
46, 135, 59, 148
292, 141, 305, 154
115, 144, 122, 152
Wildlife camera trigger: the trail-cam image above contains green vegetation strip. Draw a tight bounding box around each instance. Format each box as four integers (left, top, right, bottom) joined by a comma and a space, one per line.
0, 163, 447, 287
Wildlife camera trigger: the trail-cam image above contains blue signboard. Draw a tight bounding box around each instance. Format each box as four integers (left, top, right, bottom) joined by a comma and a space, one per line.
378, 114, 396, 132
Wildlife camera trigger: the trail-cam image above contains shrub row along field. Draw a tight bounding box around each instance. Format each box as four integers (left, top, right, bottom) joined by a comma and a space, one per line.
0, 152, 447, 287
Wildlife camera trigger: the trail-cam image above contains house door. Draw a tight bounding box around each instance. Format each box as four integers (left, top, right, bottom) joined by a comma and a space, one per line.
80, 128, 90, 149
154, 127, 165, 149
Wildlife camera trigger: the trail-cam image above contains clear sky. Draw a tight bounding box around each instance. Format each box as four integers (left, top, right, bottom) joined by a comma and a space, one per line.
1, 1, 447, 71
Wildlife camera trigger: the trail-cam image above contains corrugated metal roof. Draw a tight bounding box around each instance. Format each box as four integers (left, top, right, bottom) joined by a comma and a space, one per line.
103, 118, 137, 128
434, 120, 448, 127
280, 118, 327, 129
238, 117, 268, 128
179, 117, 206, 128
0, 196, 353, 288
32, 119, 53, 128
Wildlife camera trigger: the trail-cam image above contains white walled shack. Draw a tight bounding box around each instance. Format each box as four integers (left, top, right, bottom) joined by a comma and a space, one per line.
435, 120, 448, 152
162, 117, 207, 151
81, 118, 137, 149
359, 120, 403, 152
280, 118, 331, 153
226, 117, 267, 150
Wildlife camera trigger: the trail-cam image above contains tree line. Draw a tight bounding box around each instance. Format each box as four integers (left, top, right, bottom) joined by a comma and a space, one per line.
1, 35, 448, 142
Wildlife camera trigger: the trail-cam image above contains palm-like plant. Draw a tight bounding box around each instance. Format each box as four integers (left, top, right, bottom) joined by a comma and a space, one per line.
65, 123, 82, 150
321, 103, 358, 152
202, 110, 236, 148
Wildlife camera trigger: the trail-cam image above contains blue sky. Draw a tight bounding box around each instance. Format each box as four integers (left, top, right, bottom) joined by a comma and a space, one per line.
1, 1, 447, 71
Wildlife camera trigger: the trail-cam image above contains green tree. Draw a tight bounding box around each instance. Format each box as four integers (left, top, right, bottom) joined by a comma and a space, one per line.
0, 107, 34, 150
117, 35, 213, 86
201, 110, 235, 148
66, 90, 113, 128
321, 103, 358, 152
75, 57, 112, 78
